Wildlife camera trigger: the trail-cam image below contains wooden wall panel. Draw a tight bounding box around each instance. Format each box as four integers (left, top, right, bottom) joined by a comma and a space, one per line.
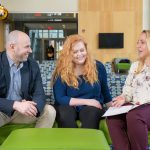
79, 0, 88, 11
113, 12, 137, 60
79, 0, 142, 63
88, 0, 100, 11
103, 0, 112, 11
0, 21, 4, 51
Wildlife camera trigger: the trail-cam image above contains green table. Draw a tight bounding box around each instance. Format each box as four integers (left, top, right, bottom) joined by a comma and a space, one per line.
1, 128, 110, 150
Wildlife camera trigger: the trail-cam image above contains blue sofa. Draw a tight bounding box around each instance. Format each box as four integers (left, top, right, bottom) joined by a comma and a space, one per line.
38, 61, 127, 103
39, 61, 128, 146
37, 61, 150, 149
0, 60, 127, 147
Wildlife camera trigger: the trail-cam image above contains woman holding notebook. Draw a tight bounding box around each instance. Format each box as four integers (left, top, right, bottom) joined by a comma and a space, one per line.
107, 30, 150, 150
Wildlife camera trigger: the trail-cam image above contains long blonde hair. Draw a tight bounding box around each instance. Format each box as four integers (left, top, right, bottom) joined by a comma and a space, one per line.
136, 30, 150, 74
52, 34, 98, 88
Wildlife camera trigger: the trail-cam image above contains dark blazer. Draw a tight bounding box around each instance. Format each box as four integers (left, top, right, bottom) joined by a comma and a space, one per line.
0, 51, 46, 117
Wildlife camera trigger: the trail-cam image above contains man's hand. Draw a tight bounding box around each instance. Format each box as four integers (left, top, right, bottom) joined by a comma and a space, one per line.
13, 100, 37, 117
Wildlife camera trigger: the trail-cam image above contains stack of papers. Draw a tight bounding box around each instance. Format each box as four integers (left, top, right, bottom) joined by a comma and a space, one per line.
103, 105, 138, 117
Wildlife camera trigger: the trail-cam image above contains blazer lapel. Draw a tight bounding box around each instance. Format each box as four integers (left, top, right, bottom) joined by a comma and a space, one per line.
21, 62, 30, 99
2, 52, 10, 91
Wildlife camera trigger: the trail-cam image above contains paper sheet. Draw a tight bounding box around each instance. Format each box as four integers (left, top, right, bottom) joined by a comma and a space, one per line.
102, 105, 138, 117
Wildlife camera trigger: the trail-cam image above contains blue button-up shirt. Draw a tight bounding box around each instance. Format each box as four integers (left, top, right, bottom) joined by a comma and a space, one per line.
6, 54, 23, 101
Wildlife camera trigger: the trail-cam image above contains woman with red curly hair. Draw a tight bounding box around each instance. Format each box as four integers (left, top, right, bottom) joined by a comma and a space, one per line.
52, 34, 112, 129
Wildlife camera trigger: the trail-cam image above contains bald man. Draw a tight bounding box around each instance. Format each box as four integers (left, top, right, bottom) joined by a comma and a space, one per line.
0, 30, 56, 128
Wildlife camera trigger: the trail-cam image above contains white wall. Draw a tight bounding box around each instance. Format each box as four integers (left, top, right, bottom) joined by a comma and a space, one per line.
143, 0, 150, 29
2, 0, 78, 12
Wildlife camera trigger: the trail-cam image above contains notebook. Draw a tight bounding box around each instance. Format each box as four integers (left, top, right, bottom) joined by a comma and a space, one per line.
102, 105, 138, 117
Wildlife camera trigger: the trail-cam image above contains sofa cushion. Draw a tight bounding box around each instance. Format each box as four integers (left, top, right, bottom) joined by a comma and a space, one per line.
1, 128, 110, 150
0, 123, 34, 145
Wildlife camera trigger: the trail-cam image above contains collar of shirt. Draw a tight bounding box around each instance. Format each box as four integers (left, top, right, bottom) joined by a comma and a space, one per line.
6, 53, 23, 70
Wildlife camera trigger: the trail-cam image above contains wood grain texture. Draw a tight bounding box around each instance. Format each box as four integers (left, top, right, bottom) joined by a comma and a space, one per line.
0, 21, 4, 52
78, 0, 142, 63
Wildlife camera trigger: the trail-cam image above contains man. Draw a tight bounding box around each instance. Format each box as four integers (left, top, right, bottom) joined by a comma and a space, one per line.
0, 30, 56, 128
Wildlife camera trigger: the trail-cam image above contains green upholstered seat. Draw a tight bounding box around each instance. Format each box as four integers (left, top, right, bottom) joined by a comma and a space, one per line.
53, 120, 82, 128
1, 119, 150, 148
53, 119, 112, 145
0, 124, 34, 145
149, 132, 150, 144
99, 119, 112, 145
1, 128, 110, 150
116, 63, 131, 73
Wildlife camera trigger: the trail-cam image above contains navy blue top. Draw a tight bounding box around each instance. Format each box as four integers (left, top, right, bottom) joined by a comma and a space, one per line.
53, 61, 112, 107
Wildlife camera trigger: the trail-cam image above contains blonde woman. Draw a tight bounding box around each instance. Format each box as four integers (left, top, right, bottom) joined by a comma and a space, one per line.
107, 30, 150, 150
52, 34, 112, 129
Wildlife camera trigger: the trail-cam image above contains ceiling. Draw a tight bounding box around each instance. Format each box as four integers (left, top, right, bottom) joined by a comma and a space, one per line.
7, 13, 78, 30
24, 23, 77, 30
8, 13, 77, 21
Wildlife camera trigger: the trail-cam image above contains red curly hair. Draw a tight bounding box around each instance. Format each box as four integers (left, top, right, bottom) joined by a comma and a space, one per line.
52, 34, 98, 88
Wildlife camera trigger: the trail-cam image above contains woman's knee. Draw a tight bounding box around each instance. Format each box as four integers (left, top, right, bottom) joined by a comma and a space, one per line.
81, 106, 103, 118
126, 110, 140, 127
56, 105, 76, 120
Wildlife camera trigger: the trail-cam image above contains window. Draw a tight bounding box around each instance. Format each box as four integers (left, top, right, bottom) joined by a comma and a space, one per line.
7, 13, 78, 62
